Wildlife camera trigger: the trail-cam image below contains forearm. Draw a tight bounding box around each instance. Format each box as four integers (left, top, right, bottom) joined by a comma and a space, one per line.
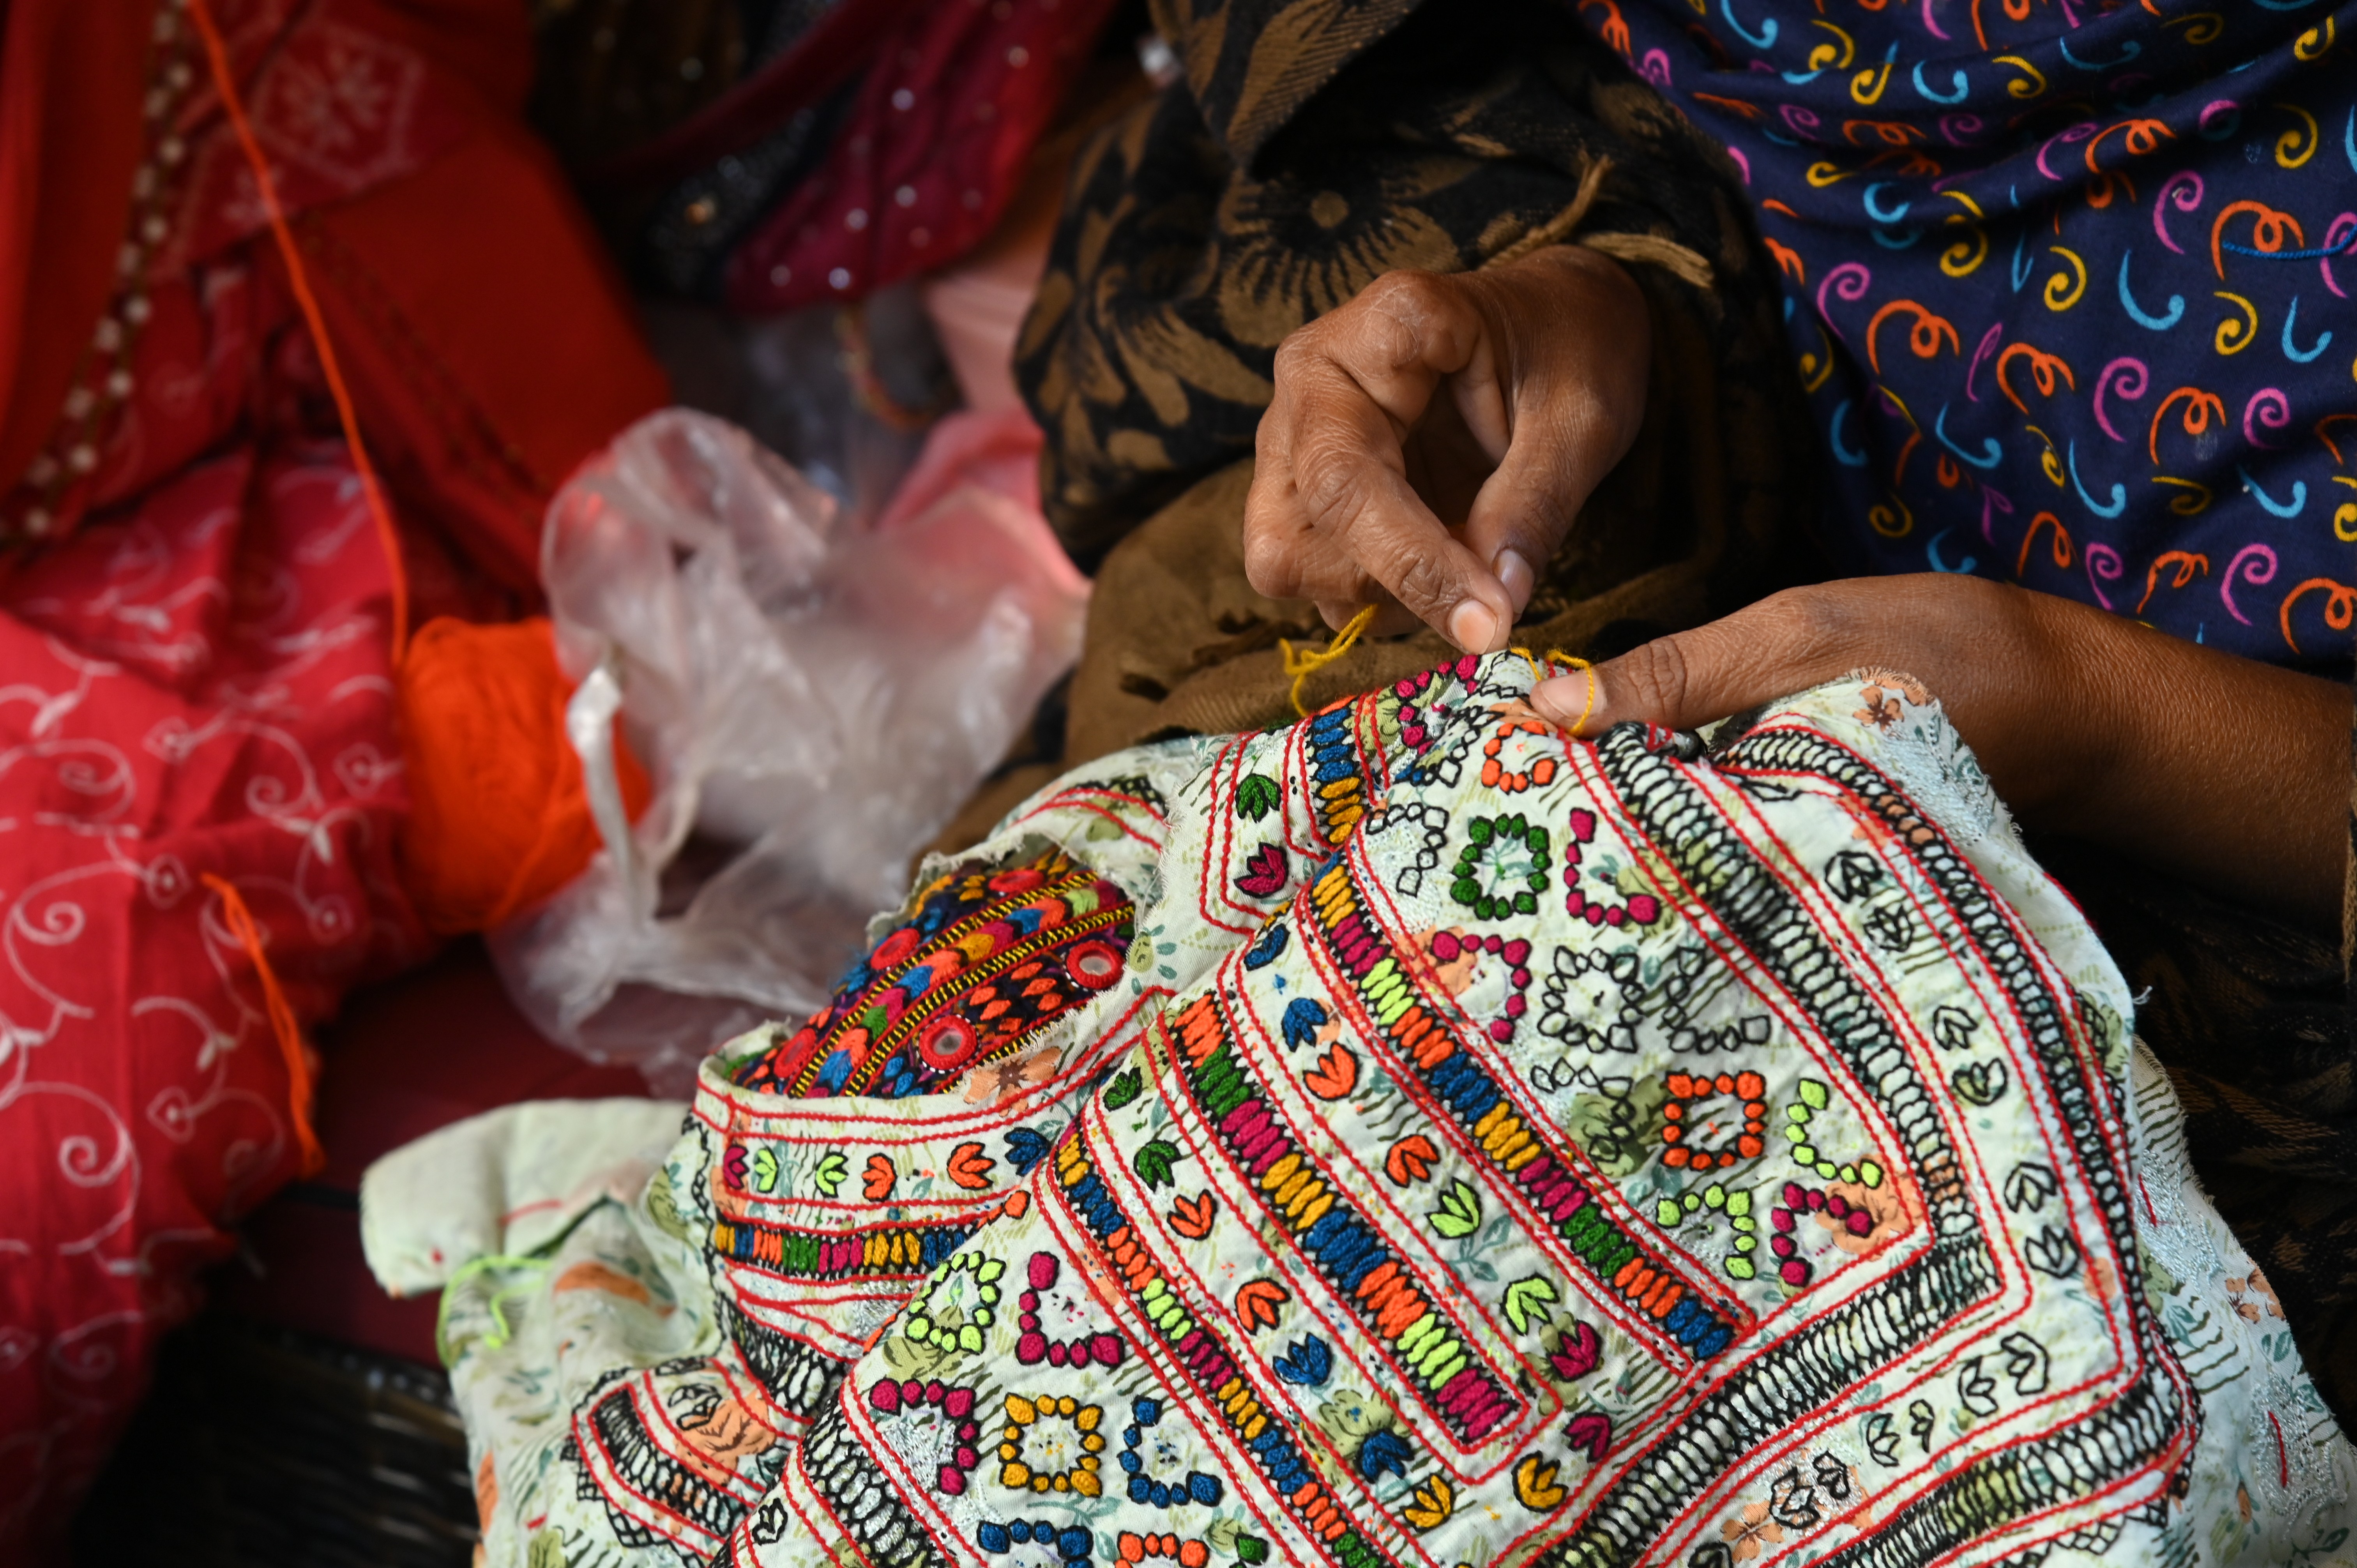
2031, 595, 2350, 931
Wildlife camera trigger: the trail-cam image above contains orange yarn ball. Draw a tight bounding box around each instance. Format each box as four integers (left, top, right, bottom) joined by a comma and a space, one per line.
396, 615, 651, 936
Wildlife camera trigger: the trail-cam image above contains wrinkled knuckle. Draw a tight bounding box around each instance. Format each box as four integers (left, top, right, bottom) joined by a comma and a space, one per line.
1762, 586, 1848, 662
1272, 330, 1320, 382
1620, 637, 1691, 720
1359, 272, 1450, 347
1359, 269, 1435, 314
1331, 313, 1413, 376
1291, 441, 1371, 530
1241, 521, 1304, 597
1385, 550, 1458, 620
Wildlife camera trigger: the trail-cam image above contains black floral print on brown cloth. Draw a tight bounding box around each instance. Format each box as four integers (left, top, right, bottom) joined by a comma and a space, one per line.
1014, 0, 1816, 571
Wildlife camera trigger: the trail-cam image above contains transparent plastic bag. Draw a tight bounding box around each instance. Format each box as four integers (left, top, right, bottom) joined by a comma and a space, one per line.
489, 408, 1089, 1093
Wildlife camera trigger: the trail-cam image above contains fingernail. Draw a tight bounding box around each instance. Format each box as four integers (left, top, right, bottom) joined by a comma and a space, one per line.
1449, 599, 1500, 654
1532, 668, 1606, 735
1493, 548, 1534, 611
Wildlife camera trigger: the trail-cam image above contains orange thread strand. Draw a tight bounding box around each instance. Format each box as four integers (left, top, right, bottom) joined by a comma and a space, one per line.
201, 874, 324, 1177
186, 0, 408, 666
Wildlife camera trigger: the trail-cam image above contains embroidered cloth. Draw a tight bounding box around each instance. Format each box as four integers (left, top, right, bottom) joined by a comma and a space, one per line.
371, 655, 2356, 1566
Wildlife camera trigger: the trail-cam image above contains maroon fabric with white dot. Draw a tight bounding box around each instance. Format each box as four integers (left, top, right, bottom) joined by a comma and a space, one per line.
721, 0, 1118, 314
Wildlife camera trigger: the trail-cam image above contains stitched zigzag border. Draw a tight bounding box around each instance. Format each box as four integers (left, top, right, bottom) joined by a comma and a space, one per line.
1531, 722, 2194, 1568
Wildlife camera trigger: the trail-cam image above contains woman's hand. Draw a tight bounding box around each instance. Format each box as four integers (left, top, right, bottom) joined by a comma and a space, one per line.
1243, 246, 1652, 654
1528, 575, 2353, 927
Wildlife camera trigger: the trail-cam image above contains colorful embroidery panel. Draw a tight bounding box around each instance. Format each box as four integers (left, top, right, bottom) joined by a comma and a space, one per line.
415, 656, 2356, 1568
735, 846, 1138, 1100
718, 657, 2224, 1568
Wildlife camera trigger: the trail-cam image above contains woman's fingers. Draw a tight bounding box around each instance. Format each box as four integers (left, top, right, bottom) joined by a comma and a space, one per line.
1302, 269, 1489, 433
1529, 587, 1850, 735
1456, 251, 1653, 613
1525, 576, 2076, 812
1530, 575, 2354, 927
1247, 274, 1516, 650
1246, 399, 1513, 646
1245, 253, 1653, 650
1247, 460, 1515, 648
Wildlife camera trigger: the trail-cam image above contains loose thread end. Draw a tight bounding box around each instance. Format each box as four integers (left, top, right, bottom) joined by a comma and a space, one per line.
188, 0, 409, 671
433, 1254, 557, 1365
201, 872, 324, 1178
1278, 604, 1377, 719
1540, 651, 1598, 738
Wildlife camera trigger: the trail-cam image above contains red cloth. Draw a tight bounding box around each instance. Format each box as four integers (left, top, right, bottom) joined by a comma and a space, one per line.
721, 0, 1120, 314
0, 442, 425, 1551
0, 2, 668, 1557
0, 0, 667, 589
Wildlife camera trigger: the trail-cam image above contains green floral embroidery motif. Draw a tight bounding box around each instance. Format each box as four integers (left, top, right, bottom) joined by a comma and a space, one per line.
1133, 1139, 1182, 1190
1449, 815, 1551, 920
1236, 773, 1282, 821
1428, 1180, 1483, 1239
905, 1252, 1006, 1354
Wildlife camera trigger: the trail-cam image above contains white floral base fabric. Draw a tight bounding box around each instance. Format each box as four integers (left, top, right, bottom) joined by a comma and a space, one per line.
366, 654, 2357, 1568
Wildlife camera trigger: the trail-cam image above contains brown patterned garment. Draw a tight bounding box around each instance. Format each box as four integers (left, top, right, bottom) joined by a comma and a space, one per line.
1013, 0, 1829, 763
1018, 0, 1818, 573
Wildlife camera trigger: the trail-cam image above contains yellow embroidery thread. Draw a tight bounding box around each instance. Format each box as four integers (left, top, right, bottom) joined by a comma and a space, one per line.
1546, 652, 1599, 737
1281, 604, 1378, 718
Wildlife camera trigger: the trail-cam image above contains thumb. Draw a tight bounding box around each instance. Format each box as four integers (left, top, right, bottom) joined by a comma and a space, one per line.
1527, 590, 1850, 735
